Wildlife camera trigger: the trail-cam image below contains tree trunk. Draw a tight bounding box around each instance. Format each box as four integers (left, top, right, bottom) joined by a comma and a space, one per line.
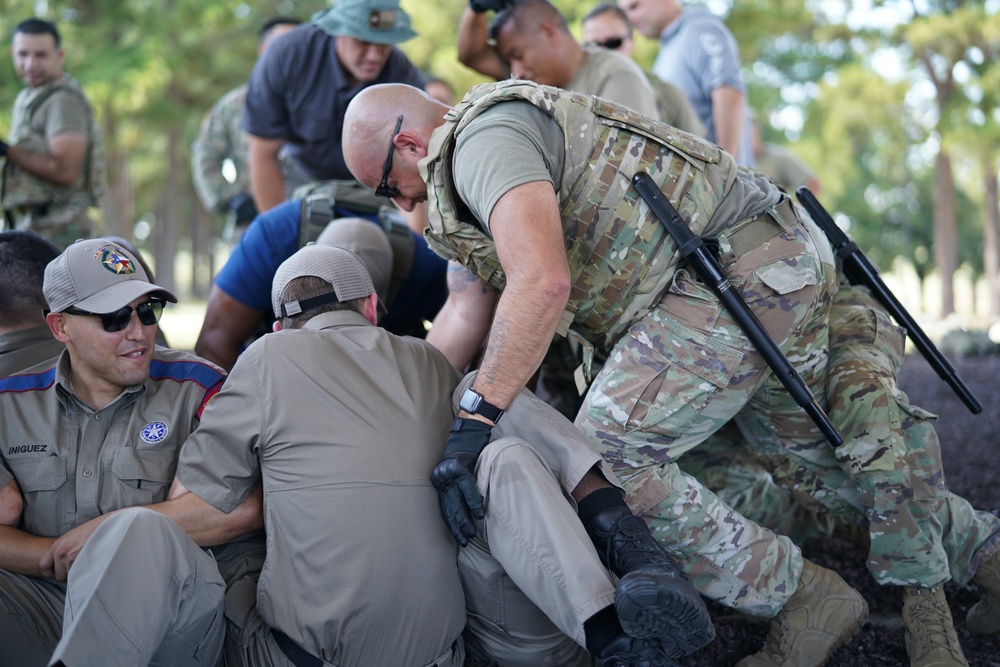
100, 103, 133, 240
933, 149, 958, 316
984, 158, 1000, 317
152, 125, 180, 293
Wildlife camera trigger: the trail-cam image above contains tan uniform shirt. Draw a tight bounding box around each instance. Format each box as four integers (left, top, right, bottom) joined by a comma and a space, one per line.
0, 325, 64, 379
0, 347, 225, 537
568, 47, 660, 121
177, 310, 467, 667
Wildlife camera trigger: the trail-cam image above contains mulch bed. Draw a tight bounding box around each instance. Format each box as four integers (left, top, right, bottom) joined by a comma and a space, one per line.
683, 354, 1000, 667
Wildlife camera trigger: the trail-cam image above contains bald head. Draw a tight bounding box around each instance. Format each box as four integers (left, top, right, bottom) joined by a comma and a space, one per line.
343, 84, 450, 195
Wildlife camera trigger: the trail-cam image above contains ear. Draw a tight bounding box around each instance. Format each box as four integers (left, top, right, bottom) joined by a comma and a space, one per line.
46, 311, 71, 343
394, 131, 427, 159
272, 321, 283, 333
362, 293, 379, 325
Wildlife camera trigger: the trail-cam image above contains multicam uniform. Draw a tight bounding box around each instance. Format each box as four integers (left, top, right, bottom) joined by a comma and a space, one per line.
0, 347, 227, 666
422, 80, 836, 617
191, 84, 250, 215
738, 283, 1000, 587
2, 73, 104, 248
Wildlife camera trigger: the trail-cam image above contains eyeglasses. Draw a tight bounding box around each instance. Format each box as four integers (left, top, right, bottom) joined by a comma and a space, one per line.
56, 299, 165, 333
375, 114, 404, 198
585, 36, 627, 50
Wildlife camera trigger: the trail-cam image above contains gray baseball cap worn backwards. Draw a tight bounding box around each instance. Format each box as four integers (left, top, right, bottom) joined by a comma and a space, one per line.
312, 0, 416, 45
272, 244, 377, 319
43, 239, 177, 314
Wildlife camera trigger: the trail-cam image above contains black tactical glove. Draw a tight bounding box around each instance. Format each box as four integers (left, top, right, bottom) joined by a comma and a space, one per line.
0, 138, 8, 157
227, 192, 258, 225
431, 418, 492, 546
469, 0, 514, 14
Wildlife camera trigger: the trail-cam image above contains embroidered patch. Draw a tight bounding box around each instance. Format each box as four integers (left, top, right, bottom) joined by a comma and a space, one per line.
93, 242, 135, 275
140, 421, 168, 444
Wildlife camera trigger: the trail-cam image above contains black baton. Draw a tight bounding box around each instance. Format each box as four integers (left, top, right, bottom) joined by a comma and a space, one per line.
632, 172, 842, 446
795, 186, 982, 414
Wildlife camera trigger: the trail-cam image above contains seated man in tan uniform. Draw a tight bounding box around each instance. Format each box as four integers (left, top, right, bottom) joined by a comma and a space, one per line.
0, 239, 260, 667
0, 230, 63, 378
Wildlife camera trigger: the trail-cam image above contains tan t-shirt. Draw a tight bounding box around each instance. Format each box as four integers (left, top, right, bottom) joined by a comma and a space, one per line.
177, 310, 466, 667
568, 47, 660, 121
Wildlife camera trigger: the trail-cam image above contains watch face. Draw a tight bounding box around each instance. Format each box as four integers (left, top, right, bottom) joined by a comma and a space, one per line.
459, 389, 480, 413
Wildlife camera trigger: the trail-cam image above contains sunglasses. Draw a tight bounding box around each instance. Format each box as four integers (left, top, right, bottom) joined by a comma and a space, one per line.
54, 299, 165, 333
375, 114, 404, 198
585, 36, 627, 50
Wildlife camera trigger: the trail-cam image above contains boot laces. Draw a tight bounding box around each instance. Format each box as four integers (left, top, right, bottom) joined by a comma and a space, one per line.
908, 588, 963, 658
603, 516, 673, 575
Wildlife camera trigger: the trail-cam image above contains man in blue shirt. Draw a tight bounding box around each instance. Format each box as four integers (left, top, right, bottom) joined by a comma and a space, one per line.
194, 201, 447, 370
618, 0, 754, 166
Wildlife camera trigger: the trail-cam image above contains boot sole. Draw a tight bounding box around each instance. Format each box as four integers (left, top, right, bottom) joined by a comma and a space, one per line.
615, 570, 716, 658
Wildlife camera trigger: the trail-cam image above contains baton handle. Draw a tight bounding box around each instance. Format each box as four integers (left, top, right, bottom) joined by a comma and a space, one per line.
633, 172, 842, 446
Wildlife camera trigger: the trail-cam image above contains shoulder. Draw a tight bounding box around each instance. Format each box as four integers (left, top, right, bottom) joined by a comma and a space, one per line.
0, 363, 58, 396
215, 85, 248, 111
149, 348, 227, 391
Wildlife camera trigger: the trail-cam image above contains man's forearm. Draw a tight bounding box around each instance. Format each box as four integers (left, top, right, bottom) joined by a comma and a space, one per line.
248, 140, 286, 212
4, 143, 83, 188
148, 484, 263, 548
457, 8, 507, 80
0, 525, 55, 576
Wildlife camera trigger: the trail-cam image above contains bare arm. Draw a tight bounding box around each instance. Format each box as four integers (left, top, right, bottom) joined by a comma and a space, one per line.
248, 134, 286, 212
457, 8, 508, 81
194, 285, 266, 372
710, 85, 745, 159
426, 261, 499, 370
5, 132, 87, 188
467, 181, 570, 412
0, 480, 55, 576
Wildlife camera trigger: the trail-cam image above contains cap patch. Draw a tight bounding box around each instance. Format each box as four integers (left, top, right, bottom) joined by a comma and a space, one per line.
139, 421, 168, 444
95, 243, 136, 276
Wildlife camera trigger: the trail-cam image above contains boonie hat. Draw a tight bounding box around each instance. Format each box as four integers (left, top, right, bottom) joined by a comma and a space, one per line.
272, 244, 376, 319
311, 0, 416, 45
43, 239, 177, 314
316, 218, 393, 305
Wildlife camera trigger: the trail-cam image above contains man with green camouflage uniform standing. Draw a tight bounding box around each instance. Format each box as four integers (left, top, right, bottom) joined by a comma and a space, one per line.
1, 19, 103, 248
190, 17, 300, 241
343, 81, 871, 667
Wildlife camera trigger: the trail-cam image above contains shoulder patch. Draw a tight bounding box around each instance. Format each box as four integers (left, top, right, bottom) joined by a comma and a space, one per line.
139, 421, 169, 444
0, 368, 57, 394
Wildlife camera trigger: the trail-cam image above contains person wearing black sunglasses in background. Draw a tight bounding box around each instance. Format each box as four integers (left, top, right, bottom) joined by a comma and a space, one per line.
582, 3, 706, 137
0, 238, 257, 667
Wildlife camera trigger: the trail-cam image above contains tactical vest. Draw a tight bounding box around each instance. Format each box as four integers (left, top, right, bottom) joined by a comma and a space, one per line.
2, 75, 105, 211
422, 79, 736, 349
296, 179, 414, 307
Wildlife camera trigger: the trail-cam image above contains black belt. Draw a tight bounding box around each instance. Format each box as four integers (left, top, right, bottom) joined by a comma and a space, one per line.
272, 629, 324, 667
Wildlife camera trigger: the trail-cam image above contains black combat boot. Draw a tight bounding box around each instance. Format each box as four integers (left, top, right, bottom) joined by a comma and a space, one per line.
586, 505, 716, 658
596, 634, 683, 667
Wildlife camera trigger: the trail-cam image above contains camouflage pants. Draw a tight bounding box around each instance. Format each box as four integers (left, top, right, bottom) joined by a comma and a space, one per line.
738, 284, 1000, 587
575, 200, 835, 618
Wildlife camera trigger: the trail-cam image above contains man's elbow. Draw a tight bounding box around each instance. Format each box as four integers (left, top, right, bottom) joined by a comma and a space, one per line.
0, 484, 23, 526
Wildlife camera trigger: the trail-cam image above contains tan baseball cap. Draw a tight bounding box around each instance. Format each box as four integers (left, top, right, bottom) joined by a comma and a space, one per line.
43, 239, 177, 314
272, 244, 376, 319
315, 217, 392, 305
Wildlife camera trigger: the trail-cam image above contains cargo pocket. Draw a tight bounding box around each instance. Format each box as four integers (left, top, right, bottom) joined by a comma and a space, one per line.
108, 447, 177, 506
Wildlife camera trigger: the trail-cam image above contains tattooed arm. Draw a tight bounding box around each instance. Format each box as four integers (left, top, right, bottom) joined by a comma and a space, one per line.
426, 261, 499, 371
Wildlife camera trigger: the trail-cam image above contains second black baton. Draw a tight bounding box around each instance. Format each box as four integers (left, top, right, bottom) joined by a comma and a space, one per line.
632, 172, 842, 447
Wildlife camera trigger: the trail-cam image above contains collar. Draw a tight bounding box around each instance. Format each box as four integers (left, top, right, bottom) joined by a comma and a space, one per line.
300, 309, 374, 332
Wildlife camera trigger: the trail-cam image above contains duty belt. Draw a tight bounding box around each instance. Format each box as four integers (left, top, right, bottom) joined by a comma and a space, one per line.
272, 629, 324, 667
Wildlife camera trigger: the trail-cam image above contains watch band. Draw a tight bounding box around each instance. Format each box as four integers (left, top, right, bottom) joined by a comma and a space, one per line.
459, 388, 504, 423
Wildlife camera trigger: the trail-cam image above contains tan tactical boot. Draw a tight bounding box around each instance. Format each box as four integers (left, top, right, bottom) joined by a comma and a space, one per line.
966, 549, 1000, 635
735, 559, 868, 667
902, 586, 968, 666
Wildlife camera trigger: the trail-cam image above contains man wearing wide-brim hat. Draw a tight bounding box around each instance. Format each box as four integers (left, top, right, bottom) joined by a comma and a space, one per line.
243, 0, 426, 213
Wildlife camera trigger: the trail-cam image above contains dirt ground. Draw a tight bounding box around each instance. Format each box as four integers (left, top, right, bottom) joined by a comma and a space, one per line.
682, 354, 1000, 667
